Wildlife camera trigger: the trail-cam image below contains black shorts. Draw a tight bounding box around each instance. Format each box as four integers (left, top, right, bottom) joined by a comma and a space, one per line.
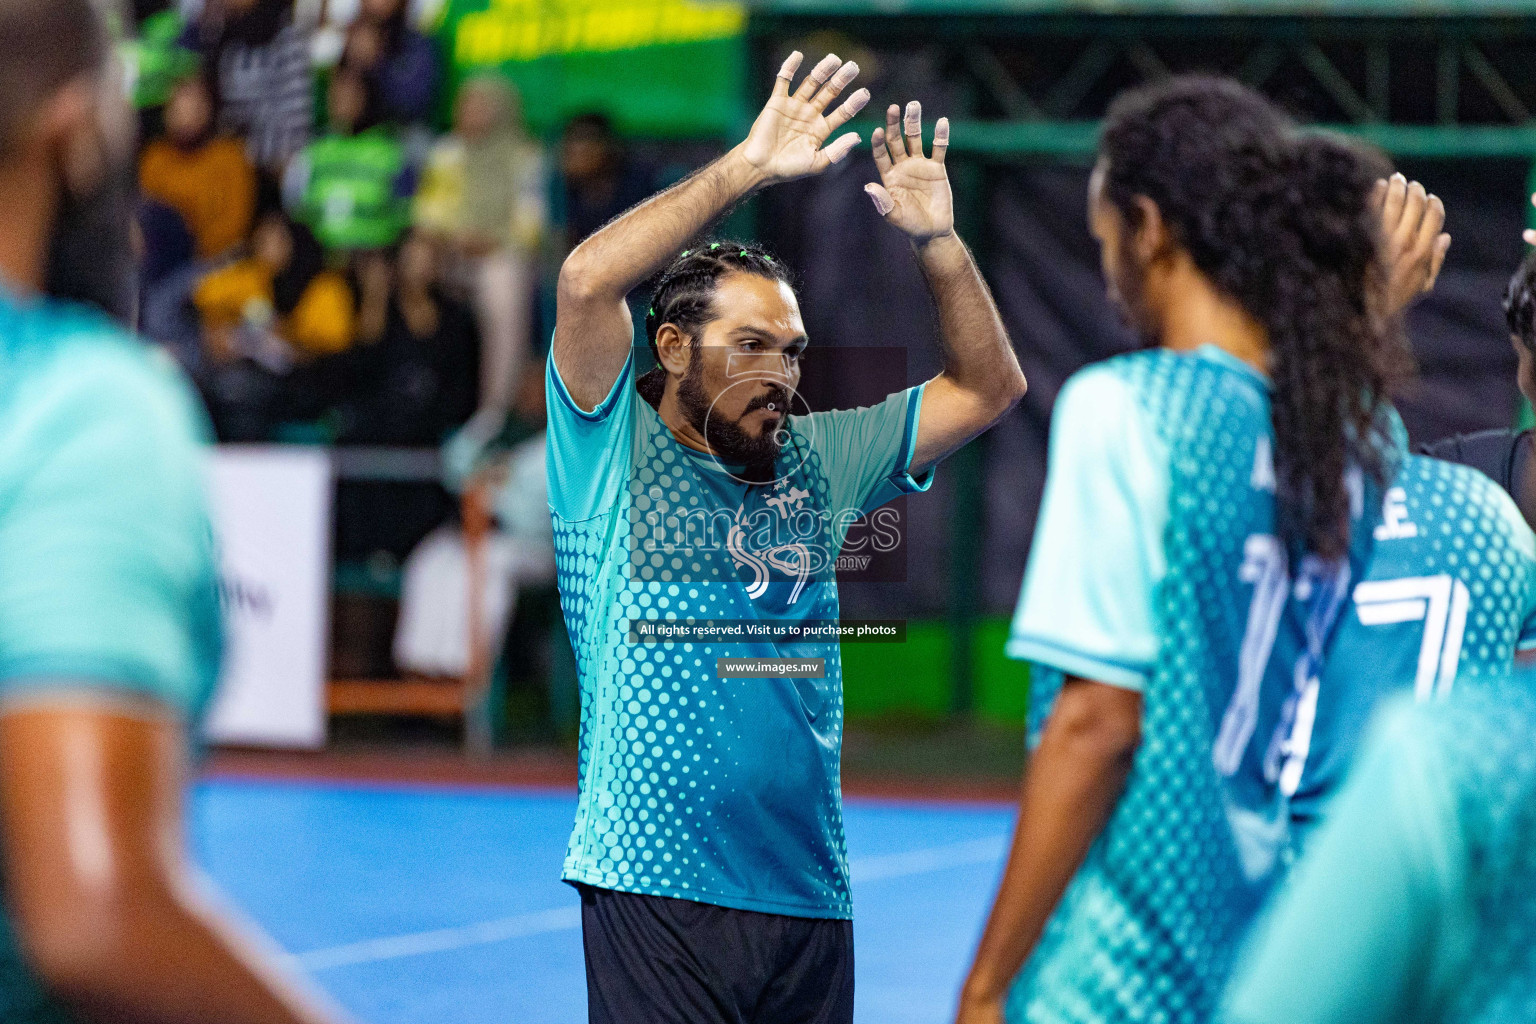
578, 884, 854, 1024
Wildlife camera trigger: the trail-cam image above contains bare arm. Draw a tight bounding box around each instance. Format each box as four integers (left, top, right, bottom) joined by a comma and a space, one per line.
864, 102, 1026, 476
553, 50, 871, 411
0, 700, 347, 1024
955, 678, 1142, 1024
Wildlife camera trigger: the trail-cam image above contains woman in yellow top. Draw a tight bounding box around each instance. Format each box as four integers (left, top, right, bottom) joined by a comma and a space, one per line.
138, 77, 256, 262
193, 211, 355, 368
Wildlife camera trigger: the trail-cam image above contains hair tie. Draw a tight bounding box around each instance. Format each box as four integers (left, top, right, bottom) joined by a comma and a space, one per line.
710, 242, 721, 249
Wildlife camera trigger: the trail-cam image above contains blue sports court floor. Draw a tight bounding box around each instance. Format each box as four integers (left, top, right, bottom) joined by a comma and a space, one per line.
191, 778, 1014, 1024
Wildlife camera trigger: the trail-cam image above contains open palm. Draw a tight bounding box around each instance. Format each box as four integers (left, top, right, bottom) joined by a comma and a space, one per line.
741, 51, 869, 183
867, 102, 954, 242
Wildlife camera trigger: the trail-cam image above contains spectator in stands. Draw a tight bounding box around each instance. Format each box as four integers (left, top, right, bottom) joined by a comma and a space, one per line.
394, 359, 555, 683
414, 74, 546, 412
341, 0, 440, 127
193, 209, 355, 369
136, 199, 203, 368
136, 200, 196, 295
123, 6, 199, 138
286, 66, 413, 254
139, 76, 256, 262
188, 0, 313, 189
332, 230, 480, 444
558, 112, 652, 248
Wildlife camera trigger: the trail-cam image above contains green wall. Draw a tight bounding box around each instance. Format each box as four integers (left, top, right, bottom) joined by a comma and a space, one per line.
841, 616, 1030, 724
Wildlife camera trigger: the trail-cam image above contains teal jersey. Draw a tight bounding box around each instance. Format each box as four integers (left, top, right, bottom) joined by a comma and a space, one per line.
546, 353, 931, 918
1007, 345, 1276, 1024
1217, 452, 1536, 870
1225, 675, 1536, 1024
0, 290, 223, 1023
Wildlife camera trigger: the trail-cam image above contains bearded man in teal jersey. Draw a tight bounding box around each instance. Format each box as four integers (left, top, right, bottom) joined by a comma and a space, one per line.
548, 50, 1026, 1024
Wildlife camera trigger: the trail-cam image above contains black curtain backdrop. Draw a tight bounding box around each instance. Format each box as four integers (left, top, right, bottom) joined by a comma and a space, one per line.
757, 157, 1530, 618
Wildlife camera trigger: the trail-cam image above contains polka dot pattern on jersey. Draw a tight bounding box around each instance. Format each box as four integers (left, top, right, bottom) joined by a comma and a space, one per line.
551, 381, 927, 919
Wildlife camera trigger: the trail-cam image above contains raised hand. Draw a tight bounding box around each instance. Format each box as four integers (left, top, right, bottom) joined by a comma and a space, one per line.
866, 102, 954, 242
1524, 192, 1536, 247
739, 51, 869, 184
1375, 172, 1449, 315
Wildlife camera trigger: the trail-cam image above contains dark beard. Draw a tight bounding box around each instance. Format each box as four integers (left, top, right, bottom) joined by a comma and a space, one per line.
45, 161, 137, 325
676, 356, 787, 477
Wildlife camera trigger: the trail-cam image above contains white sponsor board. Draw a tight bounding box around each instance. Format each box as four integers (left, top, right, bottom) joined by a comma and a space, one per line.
203, 447, 333, 748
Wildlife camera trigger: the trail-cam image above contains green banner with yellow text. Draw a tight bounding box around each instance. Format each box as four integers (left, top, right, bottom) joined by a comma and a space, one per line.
432, 0, 748, 139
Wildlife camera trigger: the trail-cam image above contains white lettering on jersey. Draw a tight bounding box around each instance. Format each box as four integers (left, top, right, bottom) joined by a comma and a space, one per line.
1373, 486, 1418, 541
1251, 436, 1276, 492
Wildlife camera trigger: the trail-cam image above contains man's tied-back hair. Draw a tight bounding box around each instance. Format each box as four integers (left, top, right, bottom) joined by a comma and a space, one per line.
1504, 249, 1536, 351
1100, 75, 1411, 562
643, 241, 796, 362
0, 0, 107, 159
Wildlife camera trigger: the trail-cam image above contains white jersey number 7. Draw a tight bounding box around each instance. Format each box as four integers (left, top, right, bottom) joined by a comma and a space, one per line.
1352, 574, 1469, 701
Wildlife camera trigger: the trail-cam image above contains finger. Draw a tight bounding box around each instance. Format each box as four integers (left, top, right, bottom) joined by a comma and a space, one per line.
793, 53, 841, 102
1371, 178, 1388, 214
932, 116, 950, 164
1425, 233, 1451, 293
1411, 193, 1446, 262
823, 87, 870, 133
1526, 228, 1536, 247
1380, 172, 1407, 237
818, 131, 861, 168
1393, 180, 1428, 249
810, 60, 860, 113
865, 182, 895, 218
772, 51, 802, 100
884, 104, 907, 162
870, 127, 894, 175
903, 101, 925, 159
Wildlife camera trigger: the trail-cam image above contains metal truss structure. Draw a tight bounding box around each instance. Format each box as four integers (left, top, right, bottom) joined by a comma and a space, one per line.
753, 12, 1536, 158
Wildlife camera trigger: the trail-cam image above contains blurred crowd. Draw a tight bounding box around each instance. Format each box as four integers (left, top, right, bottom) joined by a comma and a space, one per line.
125, 0, 658, 447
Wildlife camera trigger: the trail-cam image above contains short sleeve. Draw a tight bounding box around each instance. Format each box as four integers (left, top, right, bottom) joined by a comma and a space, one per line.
1222, 700, 1465, 1024
799, 384, 932, 521
0, 345, 221, 716
1005, 368, 1170, 691
546, 351, 636, 521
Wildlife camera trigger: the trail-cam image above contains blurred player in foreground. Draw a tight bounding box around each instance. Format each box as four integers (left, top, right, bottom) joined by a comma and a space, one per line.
1224, 673, 1536, 1024
550, 49, 1024, 1024
958, 76, 1536, 1024
0, 2, 345, 1022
